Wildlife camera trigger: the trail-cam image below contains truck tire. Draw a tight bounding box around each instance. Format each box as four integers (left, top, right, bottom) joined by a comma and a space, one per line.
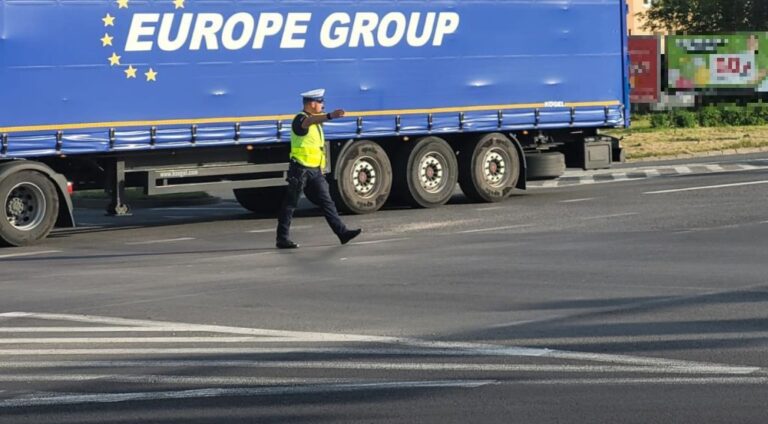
0, 170, 60, 247
525, 152, 566, 180
233, 186, 286, 217
458, 133, 520, 203
331, 140, 392, 214
393, 136, 458, 208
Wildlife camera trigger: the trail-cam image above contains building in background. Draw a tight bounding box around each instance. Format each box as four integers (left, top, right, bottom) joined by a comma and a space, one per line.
627, 0, 654, 35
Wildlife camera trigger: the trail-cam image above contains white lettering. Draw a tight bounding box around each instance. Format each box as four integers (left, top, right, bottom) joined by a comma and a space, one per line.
406, 12, 435, 47
281, 13, 311, 49
320, 12, 350, 49
157, 13, 192, 51
253, 13, 283, 49
377, 12, 406, 48
350, 12, 378, 48
433, 12, 460, 46
123, 12, 461, 52
189, 13, 224, 50
125, 14, 159, 52
222, 12, 254, 50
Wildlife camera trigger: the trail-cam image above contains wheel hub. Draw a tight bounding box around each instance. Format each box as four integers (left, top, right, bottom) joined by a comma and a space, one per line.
351, 158, 378, 197
5, 183, 46, 230
7, 197, 25, 216
483, 150, 507, 186
419, 154, 446, 193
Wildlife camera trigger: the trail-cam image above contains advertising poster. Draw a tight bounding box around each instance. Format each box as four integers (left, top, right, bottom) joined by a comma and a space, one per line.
667, 33, 768, 91
629, 36, 661, 103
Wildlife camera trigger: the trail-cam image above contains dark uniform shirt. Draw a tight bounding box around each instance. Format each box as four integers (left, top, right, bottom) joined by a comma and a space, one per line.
292, 113, 309, 137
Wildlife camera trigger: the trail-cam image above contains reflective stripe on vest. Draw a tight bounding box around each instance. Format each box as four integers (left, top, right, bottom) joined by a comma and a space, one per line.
290, 112, 326, 169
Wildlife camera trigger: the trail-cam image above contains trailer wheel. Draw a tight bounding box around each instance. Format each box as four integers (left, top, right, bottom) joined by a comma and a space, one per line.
331, 140, 392, 214
525, 152, 566, 180
458, 133, 520, 203
0, 170, 60, 247
233, 186, 287, 217
394, 136, 458, 208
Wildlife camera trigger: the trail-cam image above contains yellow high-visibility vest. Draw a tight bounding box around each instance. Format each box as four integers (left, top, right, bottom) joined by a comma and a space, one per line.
290, 112, 326, 169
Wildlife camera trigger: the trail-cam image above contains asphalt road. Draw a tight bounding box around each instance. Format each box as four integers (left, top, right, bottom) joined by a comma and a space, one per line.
1, 153, 768, 423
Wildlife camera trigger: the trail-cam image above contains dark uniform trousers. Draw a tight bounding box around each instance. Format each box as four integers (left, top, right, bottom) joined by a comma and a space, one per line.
277, 160, 346, 242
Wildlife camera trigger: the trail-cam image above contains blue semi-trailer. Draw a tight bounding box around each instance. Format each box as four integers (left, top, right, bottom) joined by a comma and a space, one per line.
0, 0, 629, 246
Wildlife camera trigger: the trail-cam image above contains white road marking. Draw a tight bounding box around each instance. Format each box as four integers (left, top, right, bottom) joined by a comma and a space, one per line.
645, 180, 768, 194
204, 252, 275, 261
458, 225, 534, 234
560, 198, 595, 203
475, 206, 506, 212
674, 166, 693, 174
0, 312, 757, 375
353, 238, 410, 246
645, 169, 662, 177
704, 164, 725, 172
0, 250, 61, 259
0, 327, 234, 333
0, 347, 538, 356
0, 381, 493, 408
0, 375, 349, 385
249, 225, 310, 234
0, 361, 756, 375
151, 207, 242, 211
540, 180, 560, 188
611, 172, 629, 181
0, 336, 346, 344
507, 377, 768, 386
0, 312, 395, 343
580, 176, 596, 185
124, 237, 196, 245
580, 212, 638, 220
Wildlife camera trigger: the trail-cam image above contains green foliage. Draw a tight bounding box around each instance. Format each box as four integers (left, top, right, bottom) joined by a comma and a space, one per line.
672, 109, 698, 128
642, 0, 768, 33
698, 106, 723, 127
650, 112, 672, 128
747, 103, 768, 123
647, 104, 768, 128
719, 106, 748, 126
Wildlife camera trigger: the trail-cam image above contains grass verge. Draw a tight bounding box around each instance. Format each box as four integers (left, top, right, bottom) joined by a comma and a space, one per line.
604, 116, 768, 160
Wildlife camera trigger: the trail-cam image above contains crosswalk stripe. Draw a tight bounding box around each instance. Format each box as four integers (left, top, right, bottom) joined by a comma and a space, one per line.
0, 381, 495, 408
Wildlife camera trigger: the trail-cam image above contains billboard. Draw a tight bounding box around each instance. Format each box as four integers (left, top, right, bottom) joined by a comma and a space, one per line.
629, 36, 661, 103
667, 33, 768, 91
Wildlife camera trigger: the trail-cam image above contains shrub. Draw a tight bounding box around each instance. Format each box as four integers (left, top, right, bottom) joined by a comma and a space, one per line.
650, 112, 672, 128
698, 106, 723, 127
746, 103, 768, 125
672, 109, 698, 128
720, 106, 745, 126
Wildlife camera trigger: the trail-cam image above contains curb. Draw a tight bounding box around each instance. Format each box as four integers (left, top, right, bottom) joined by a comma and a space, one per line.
626, 146, 768, 163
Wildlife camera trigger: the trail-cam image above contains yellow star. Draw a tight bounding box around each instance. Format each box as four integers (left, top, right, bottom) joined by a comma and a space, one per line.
102, 13, 115, 27
100, 33, 114, 47
108, 52, 121, 66
173, 0, 185, 9
125, 65, 137, 79
145, 68, 158, 82
116, 0, 129, 8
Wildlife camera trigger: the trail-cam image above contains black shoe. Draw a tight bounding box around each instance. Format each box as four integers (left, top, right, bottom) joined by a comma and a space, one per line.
339, 229, 362, 245
276, 239, 299, 249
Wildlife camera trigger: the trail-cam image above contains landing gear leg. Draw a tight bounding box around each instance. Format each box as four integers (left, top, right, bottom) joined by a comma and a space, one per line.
105, 160, 131, 216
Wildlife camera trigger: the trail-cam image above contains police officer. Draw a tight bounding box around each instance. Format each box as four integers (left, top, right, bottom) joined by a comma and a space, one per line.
276, 89, 362, 249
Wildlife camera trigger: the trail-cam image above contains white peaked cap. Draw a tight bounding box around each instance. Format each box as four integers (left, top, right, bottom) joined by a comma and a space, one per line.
300, 88, 325, 100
